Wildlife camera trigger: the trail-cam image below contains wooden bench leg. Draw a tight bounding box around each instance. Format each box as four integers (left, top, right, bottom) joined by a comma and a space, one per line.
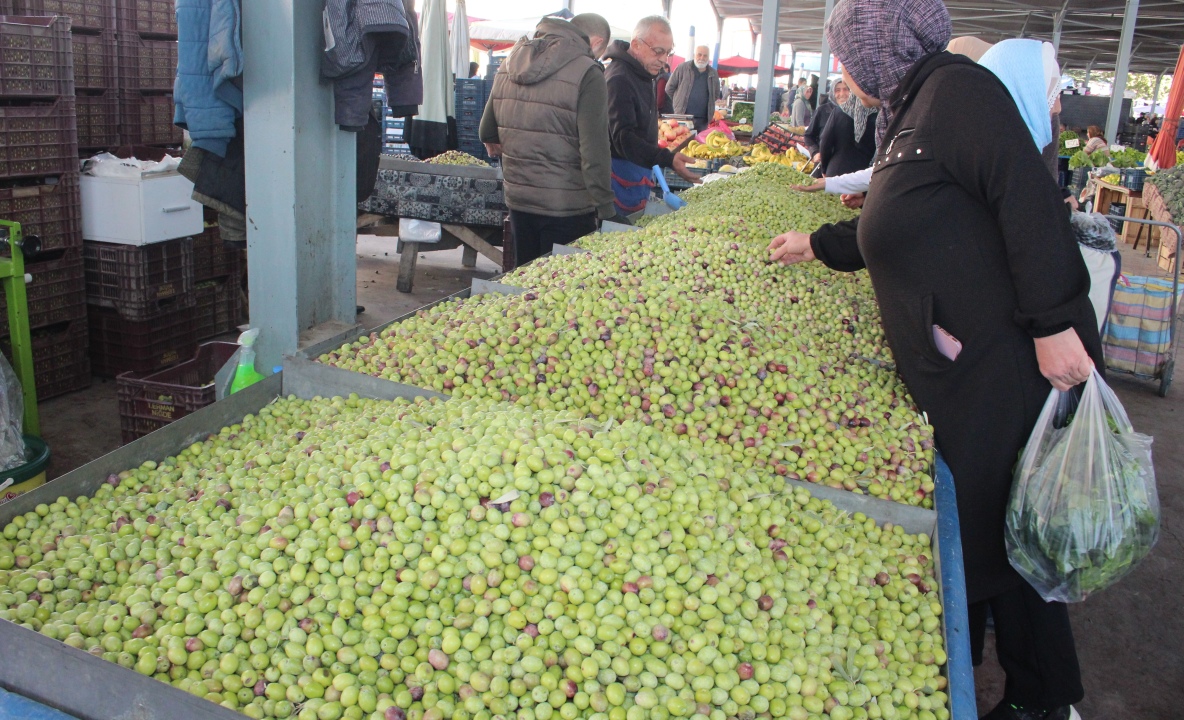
397, 241, 420, 293
462, 244, 478, 268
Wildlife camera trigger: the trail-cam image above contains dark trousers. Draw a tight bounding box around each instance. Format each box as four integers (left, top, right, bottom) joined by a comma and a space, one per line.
509, 210, 597, 267
969, 581, 1084, 710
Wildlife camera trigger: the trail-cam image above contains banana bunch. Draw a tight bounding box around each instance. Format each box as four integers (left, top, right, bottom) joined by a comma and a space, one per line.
685, 131, 744, 159
746, 143, 808, 168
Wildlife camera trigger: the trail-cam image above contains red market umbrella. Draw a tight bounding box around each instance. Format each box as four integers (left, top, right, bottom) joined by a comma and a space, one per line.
1149, 45, 1183, 169
716, 54, 791, 78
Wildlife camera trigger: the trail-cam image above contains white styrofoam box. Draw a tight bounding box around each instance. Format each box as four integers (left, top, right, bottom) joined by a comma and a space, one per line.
80, 172, 203, 246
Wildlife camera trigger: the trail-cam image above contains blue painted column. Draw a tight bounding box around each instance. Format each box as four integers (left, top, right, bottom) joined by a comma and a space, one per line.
242, 0, 360, 370
753, 0, 780, 133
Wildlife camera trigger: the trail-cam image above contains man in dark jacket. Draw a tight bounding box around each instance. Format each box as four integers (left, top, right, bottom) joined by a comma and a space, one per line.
665, 45, 720, 130
604, 16, 698, 215
479, 15, 620, 266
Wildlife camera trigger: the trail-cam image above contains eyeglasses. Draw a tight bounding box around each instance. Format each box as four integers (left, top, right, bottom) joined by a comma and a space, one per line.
638, 37, 671, 59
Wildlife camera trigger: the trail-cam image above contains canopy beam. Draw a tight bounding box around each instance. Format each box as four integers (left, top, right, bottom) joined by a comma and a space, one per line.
1105, 0, 1140, 143
753, 0, 781, 133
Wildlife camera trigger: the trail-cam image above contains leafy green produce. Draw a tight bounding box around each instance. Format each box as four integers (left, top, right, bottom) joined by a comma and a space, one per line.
730, 102, 754, 124
1146, 164, 1184, 220
0, 394, 950, 720
1067, 150, 1092, 170
1057, 130, 1079, 157
1108, 148, 1146, 169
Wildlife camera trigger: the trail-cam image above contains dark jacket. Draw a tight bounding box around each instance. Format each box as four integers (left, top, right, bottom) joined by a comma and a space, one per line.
480, 18, 614, 219
604, 40, 674, 169
322, 0, 411, 129
809, 52, 1103, 604
817, 106, 877, 177
665, 61, 720, 119
801, 101, 834, 156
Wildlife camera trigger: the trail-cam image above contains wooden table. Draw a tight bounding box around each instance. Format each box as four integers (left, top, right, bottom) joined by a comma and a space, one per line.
357, 214, 511, 293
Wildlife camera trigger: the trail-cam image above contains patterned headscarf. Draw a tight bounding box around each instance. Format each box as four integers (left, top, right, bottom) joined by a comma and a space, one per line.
825, 0, 952, 145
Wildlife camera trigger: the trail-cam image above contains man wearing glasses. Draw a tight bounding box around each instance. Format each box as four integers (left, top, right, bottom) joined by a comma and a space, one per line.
603, 16, 700, 216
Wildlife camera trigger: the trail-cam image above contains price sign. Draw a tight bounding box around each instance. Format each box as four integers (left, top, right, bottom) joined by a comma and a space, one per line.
1064, 138, 1080, 149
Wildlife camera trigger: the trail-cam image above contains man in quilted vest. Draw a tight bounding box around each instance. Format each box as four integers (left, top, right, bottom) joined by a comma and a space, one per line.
479, 15, 621, 267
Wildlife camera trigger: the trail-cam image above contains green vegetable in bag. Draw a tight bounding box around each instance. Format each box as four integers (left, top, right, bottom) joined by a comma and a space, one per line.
1005, 371, 1160, 602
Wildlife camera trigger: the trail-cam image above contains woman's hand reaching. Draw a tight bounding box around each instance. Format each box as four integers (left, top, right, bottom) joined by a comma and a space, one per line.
768, 232, 816, 266
791, 179, 826, 193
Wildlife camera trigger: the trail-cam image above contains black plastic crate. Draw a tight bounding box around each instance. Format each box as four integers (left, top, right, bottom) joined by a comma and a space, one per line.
1, 317, 91, 400
83, 236, 195, 319
0, 246, 86, 333
14, 0, 114, 31
0, 97, 79, 178
193, 271, 242, 340
191, 224, 242, 282
116, 340, 237, 442
115, 0, 175, 36
117, 90, 180, 145
115, 34, 175, 91
88, 301, 195, 376
71, 29, 114, 89
75, 89, 117, 148
0, 15, 73, 97
0, 173, 81, 252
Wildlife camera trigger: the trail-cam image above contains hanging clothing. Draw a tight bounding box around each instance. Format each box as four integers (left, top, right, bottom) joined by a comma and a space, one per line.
174, 0, 243, 157
321, 0, 411, 130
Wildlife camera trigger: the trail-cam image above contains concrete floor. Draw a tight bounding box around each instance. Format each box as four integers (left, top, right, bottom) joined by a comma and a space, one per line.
30, 235, 1184, 718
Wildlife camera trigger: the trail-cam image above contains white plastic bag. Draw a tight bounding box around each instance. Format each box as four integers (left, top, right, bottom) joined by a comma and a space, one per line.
1005, 370, 1159, 602
0, 353, 24, 473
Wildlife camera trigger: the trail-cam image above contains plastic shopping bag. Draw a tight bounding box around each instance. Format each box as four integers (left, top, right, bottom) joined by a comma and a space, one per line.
1005, 370, 1159, 602
0, 352, 23, 473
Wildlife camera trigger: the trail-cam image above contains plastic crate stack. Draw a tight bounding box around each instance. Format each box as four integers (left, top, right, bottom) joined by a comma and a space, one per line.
382, 108, 407, 155
8, 0, 118, 153
114, 0, 179, 147
455, 77, 489, 162
191, 219, 244, 342
0, 14, 90, 399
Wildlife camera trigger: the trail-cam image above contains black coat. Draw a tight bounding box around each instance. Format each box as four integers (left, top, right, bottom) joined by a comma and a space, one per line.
810, 53, 1103, 604
604, 40, 674, 168
801, 101, 834, 156
818, 107, 877, 177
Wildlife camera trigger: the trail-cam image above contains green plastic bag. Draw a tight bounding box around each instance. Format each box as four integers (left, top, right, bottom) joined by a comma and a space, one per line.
1005, 370, 1159, 602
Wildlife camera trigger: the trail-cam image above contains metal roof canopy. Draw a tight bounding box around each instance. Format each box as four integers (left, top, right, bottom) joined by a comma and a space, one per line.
709, 0, 1184, 74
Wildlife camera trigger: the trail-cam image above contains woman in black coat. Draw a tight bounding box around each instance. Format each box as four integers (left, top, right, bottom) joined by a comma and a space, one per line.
769, 2, 1098, 718
817, 79, 878, 177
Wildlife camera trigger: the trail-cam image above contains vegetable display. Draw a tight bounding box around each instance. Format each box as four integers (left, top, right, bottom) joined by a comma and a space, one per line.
1057, 130, 1079, 158
425, 151, 489, 168
1145, 164, 1184, 220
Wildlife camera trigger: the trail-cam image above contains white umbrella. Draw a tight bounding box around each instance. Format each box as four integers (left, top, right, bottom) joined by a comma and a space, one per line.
410, 0, 452, 157
449, 0, 470, 79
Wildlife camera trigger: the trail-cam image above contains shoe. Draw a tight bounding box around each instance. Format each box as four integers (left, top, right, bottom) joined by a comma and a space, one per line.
982, 702, 1082, 720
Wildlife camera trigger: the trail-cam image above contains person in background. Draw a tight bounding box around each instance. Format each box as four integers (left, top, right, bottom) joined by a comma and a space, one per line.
468, 61, 479, 78
816, 79, 878, 177
786, 76, 806, 110
480, 14, 622, 265
720, 80, 731, 104
1084, 124, 1109, 154
770, 83, 786, 118
801, 86, 838, 161
571, 13, 611, 60
769, 2, 1098, 718
604, 16, 699, 215
666, 45, 720, 131
656, 63, 674, 115
790, 84, 813, 127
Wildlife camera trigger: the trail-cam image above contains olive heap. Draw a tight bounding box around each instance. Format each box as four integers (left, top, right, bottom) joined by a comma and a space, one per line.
323, 165, 935, 509
424, 151, 490, 168
322, 278, 934, 508
0, 395, 949, 720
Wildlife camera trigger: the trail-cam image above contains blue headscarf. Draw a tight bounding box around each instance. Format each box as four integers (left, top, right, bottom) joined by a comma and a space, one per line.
978, 39, 1060, 151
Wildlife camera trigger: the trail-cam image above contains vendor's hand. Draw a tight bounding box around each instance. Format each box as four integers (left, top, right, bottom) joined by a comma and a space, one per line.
768, 231, 816, 266
1034, 328, 1094, 392
484, 142, 502, 158
791, 179, 826, 193
672, 153, 701, 184
841, 193, 865, 209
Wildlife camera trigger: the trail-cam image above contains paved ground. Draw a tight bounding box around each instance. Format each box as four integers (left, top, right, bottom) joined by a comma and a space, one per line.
31, 237, 1183, 719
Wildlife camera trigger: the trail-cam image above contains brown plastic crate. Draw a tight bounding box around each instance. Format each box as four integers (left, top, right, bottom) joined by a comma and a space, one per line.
192, 224, 242, 282
115, 34, 175, 91
71, 30, 114, 89
117, 90, 179, 145
1, 318, 91, 400
14, 0, 114, 31
115, 0, 174, 36
193, 271, 241, 340
75, 89, 117, 148
0, 173, 81, 252
0, 97, 78, 178
116, 340, 237, 442
0, 15, 73, 97
0, 246, 86, 332
83, 236, 194, 319
88, 300, 194, 376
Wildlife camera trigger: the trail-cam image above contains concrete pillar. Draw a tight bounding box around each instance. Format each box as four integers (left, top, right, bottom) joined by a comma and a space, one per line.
1151, 70, 1165, 118
713, 14, 724, 67
1105, 0, 1139, 143
661, 0, 673, 20
242, 0, 359, 370
818, 0, 835, 98
753, 0, 781, 133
